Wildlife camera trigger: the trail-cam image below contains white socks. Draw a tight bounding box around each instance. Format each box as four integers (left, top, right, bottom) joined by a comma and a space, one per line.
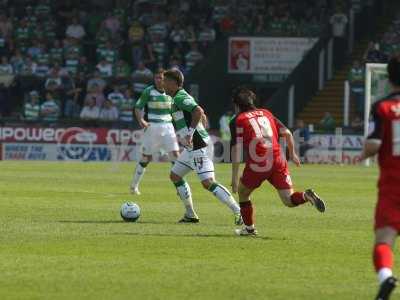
378, 268, 393, 284
132, 163, 146, 189
209, 183, 241, 214
175, 180, 197, 218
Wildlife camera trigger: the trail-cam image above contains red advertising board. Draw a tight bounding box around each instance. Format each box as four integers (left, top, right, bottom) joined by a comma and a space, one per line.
0, 127, 142, 145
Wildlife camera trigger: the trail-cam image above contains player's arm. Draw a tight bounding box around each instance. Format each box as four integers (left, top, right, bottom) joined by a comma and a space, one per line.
176, 96, 203, 144
134, 89, 149, 128
361, 103, 382, 160
230, 117, 241, 193
190, 106, 204, 130
275, 118, 301, 167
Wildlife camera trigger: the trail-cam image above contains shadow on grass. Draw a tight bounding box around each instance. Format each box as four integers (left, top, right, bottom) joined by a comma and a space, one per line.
114, 232, 281, 241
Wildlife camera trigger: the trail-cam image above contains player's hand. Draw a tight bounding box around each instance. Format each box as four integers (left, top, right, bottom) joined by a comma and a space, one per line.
184, 135, 193, 148
290, 152, 301, 167
139, 120, 149, 129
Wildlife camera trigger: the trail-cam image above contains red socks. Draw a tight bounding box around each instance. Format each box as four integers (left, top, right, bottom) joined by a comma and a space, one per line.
374, 243, 393, 272
291, 192, 306, 206
240, 201, 254, 226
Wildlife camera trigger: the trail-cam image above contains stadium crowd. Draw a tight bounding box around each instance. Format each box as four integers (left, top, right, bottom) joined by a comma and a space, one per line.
347, 11, 400, 118
0, 0, 346, 123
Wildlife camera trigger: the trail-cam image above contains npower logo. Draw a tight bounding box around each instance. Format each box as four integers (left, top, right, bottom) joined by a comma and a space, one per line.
0, 127, 68, 142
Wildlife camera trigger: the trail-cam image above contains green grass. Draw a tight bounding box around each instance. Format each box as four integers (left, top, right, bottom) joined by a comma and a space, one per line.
0, 162, 393, 299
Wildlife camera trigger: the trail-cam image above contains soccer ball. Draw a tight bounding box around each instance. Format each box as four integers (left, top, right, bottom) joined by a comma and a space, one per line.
120, 202, 141, 222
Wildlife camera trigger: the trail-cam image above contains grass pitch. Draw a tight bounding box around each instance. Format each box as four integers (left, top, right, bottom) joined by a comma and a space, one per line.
0, 161, 393, 299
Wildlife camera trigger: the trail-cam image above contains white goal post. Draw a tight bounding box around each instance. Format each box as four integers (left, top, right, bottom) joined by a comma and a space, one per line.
364, 63, 390, 165
364, 63, 390, 139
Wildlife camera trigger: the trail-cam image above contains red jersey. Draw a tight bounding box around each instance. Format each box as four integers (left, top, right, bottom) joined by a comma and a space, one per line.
230, 108, 286, 168
368, 92, 400, 189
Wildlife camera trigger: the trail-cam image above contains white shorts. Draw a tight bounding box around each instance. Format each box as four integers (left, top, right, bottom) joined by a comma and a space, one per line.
141, 123, 179, 155
171, 147, 215, 181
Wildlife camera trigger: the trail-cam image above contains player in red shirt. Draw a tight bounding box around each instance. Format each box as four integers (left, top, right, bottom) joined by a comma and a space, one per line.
361, 55, 400, 300
230, 87, 326, 236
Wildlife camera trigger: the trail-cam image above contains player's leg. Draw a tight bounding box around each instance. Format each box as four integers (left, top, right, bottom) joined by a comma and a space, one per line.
170, 149, 198, 222
162, 123, 180, 164
131, 126, 155, 194
270, 167, 326, 212
374, 192, 399, 300
235, 181, 257, 236
200, 177, 242, 225
131, 154, 152, 194
192, 148, 242, 225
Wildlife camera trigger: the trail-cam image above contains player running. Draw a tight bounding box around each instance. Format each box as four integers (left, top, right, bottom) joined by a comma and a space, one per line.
230, 87, 326, 236
131, 68, 179, 195
361, 55, 400, 300
163, 68, 242, 225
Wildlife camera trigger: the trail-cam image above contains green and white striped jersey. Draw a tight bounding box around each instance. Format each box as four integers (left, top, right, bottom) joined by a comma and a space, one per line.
119, 98, 135, 122
24, 103, 40, 120
171, 89, 209, 150
135, 85, 172, 123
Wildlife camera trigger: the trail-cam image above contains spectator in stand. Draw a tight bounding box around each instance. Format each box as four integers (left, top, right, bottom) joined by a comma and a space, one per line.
293, 119, 311, 161
198, 21, 216, 49
20, 56, 37, 76
87, 70, 106, 92
85, 83, 105, 107
148, 14, 168, 40
185, 42, 203, 71
10, 49, 25, 75
24, 91, 41, 121
45, 69, 63, 92
27, 40, 43, 59
169, 23, 186, 48
184, 24, 197, 44
97, 41, 119, 64
96, 58, 113, 78
103, 12, 121, 38
64, 78, 83, 118
114, 59, 131, 82
34, 60, 50, 78
66, 17, 86, 41
14, 18, 31, 53
129, 21, 145, 70
132, 61, 153, 97
350, 116, 363, 131
0, 13, 12, 41
77, 56, 91, 76
348, 60, 365, 116
80, 97, 100, 120
99, 98, 118, 121
149, 33, 167, 67
364, 42, 388, 63
319, 112, 336, 131
49, 39, 64, 64
107, 84, 125, 107
40, 92, 60, 122
0, 13, 12, 56
0, 55, 12, 74
119, 88, 135, 123
330, 8, 348, 65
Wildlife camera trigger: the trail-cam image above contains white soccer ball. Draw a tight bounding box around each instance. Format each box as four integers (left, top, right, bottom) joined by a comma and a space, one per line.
120, 202, 141, 222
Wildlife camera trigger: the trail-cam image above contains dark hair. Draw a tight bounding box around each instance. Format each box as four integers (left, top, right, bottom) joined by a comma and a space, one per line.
388, 54, 400, 86
155, 68, 165, 75
164, 68, 184, 87
232, 86, 257, 112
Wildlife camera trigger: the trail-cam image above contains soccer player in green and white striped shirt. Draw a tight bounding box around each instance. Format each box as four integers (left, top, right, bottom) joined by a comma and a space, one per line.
164, 69, 242, 225
130, 69, 179, 195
